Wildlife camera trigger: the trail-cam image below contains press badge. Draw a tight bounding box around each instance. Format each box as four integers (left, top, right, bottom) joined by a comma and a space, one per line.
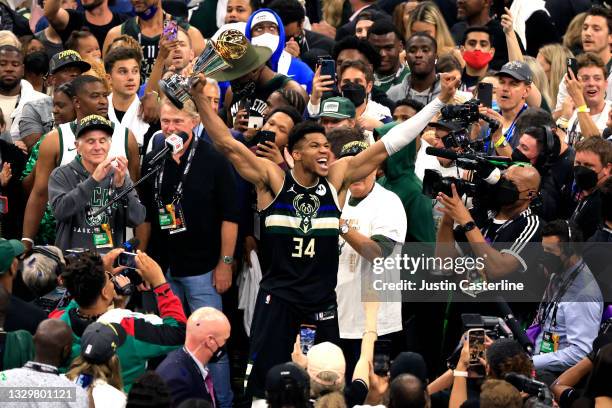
540, 331, 559, 353
158, 204, 176, 229
169, 200, 187, 235
92, 224, 113, 249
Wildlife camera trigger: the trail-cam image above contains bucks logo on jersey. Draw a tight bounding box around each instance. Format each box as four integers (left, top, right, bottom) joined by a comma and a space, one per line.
85, 187, 116, 227
293, 194, 320, 233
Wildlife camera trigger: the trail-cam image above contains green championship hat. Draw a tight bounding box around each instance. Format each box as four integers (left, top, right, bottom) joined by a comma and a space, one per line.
76, 115, 114, 139
317, 97, 356, 119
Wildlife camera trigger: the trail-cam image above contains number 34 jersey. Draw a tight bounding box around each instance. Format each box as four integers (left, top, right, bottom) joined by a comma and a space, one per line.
260, 170, 341, 312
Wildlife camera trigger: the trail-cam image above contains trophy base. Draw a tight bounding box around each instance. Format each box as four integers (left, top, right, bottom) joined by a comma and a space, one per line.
159, 79, 189, 110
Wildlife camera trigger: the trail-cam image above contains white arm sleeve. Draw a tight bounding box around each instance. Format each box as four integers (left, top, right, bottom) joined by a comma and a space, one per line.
555, 77, 568, 112
307, 100, 321, 116
382, 97, 446, 155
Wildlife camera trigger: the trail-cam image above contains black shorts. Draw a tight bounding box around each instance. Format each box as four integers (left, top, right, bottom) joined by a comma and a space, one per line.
246, 289, 340, 399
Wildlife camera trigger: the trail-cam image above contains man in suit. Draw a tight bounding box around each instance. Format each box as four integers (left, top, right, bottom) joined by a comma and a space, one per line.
156, 307, 231, 407
335, 0, 380, 41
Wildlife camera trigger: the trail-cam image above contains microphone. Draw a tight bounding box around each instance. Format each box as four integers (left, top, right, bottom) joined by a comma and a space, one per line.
495, 296, 534, 355
149, 132, 189, 166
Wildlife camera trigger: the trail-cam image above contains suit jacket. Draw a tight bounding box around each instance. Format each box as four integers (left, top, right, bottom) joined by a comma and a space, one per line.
156, 348, 215, 407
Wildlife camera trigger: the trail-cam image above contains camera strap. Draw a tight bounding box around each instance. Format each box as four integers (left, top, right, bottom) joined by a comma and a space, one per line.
537, 261, 584, 328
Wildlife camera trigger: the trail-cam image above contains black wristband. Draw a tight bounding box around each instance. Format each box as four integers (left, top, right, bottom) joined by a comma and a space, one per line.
559, 387, 577, 408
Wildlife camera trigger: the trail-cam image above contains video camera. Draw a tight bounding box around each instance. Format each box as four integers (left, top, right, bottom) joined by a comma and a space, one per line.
505, 373, 554, 408
439, 99, 501, 152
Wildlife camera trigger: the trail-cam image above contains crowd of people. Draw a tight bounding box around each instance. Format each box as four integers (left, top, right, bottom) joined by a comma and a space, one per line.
0, 0, 610, 407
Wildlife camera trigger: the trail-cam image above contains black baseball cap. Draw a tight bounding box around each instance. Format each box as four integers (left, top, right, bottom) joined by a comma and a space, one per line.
76, 115, 114, 139
495, 61, 533, 84
81, 322, 126, 364
49, 50, 91, 75
265, 362, 309, 393
429, 120, 462, 133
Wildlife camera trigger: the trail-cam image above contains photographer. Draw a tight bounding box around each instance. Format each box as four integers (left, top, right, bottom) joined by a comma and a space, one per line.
50, 249, 187, 391
532, 220, 603, 374
48, 115, 145, 252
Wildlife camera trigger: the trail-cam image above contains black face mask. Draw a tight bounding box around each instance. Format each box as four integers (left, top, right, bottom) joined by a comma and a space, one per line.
511, 149, 530, 164
539, 251, 564, 275
341, 82, 366, 107
494, 178, 520, 208
574, 165, 599, 191
209, 344, 227, 363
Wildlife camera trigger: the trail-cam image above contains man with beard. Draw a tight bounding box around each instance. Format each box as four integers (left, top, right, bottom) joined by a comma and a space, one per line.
0, 46, 48, 142
102, 0, 205, 82
20, 75, 140, 254
44, 0, 128, 54
387, 33, 440, 105
367, 19, 409, 93
190, 62, 459, 399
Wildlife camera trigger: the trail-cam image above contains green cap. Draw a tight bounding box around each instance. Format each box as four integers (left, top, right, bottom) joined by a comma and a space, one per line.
318, 97, 356, 119
76, 115, 114, 139
339, 140, 369, 158
0, 239, 24, 273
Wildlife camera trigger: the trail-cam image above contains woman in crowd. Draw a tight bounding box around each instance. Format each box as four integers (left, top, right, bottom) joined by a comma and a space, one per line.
563, 12, 586, 56
393, 0, 420, 41
537, 44, 574, 109
525, 55, 553, 111
405, 1, 455, 56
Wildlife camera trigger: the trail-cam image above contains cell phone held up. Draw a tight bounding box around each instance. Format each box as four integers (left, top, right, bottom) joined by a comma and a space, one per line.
163, 20, 178, 41
467, 328, 486, 378
373, 339, 392, 376
300, 324, 316, 355
567, 57, 578, 78
317, 56, 337, 97
477, 82, 493, 109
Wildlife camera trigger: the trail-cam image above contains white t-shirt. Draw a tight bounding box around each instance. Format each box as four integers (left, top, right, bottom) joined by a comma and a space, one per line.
0, 93, 18, 130
91, 380, 126, 407
337, 183, 407, 339
566, 101, 612, 143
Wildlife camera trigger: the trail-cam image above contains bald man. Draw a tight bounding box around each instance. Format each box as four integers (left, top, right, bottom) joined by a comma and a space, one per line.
156, 307, 231, 407
389, 374, 430, 408
0, 319, 89, 407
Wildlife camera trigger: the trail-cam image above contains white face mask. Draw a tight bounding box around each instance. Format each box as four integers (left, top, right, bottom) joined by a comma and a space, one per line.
251, 33, 280, 53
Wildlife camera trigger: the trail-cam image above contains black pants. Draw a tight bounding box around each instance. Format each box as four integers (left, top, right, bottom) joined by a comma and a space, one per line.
246, 289, 340, 399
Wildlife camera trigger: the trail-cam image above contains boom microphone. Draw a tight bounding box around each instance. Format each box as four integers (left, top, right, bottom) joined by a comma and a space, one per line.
496, 296, 534, 355
149, 131, 189, 166
425, 147, 503, 185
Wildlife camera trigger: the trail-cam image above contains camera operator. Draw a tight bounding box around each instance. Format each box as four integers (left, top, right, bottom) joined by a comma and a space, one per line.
512, 126, 571, 222
50, 248, 187, 391
48, 115, 145, 252
532, 220, 602, 375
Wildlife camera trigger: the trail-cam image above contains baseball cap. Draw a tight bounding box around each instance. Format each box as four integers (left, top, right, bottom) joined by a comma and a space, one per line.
76, 115, 114, 139
49, 50, 91, 75
317, 97, 356, 120
429, 119, 462, 133
306, 342, 346, 385
265, 362, 310, 393
21, 246, 64, 297
0, 239, 24, 273
495, 61, 532, 84
251, 10, 278, 29
339, 140, 369, 158
390, 352, 428, 383
81, 322, 127, 364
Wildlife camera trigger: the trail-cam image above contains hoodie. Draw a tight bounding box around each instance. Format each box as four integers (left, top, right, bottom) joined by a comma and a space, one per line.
376, 122, 436, 243
245, 8, 314, 94
48, 157, 145, 251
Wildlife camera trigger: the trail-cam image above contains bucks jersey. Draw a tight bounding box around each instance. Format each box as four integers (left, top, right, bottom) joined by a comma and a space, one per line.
260, 171, 341, 312
58, 121, 129, 166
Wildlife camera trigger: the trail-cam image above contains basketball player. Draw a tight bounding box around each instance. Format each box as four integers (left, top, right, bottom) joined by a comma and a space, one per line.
190, 71, 459, 398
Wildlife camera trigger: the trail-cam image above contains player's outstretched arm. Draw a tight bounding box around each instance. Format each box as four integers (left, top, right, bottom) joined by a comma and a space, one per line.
330, 73, 459, 190
190, 74, 282, 189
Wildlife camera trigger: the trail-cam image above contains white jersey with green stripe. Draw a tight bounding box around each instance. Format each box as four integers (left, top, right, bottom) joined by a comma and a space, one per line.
58, 121, 129, 166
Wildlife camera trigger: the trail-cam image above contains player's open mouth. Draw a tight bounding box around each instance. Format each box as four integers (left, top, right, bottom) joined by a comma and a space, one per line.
317, 158, 328, 170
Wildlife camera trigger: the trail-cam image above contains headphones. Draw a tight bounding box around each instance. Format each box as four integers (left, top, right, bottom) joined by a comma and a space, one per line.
32, 246, 64, 277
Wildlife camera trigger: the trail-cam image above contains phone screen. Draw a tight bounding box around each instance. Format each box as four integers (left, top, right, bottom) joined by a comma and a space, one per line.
118, 252, 137, 269
467, 328, 486, 378
373, 339, 392, 376
567, 57, 578, 78
300, 325, 316, 355
163, 20, 178, 41
478, 82, 493, 108
257, 130, 276, 145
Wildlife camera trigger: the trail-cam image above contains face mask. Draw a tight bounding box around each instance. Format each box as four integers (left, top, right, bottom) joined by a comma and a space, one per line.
511, 149, 530, 164
494, 178, 520, 208
540, 251, 564, 275
251, 33, 280, 53
208, 344, 227, 363
136, 5, 158, 20
574, 165, 598, 191
341, 82, 366, 107
462, 50, 493, 70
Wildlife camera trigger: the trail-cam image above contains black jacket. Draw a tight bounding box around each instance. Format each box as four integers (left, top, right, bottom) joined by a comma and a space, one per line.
303, 29, 335, 55
335, 4, 380, 40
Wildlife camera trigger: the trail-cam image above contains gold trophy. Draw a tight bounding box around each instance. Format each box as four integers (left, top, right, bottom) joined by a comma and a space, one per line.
159, 29, 248, 109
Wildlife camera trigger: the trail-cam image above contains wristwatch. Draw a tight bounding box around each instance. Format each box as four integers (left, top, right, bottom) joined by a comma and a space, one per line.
221, 255, 234, 264
340, 223, 350, 235
456, 221, 477, 234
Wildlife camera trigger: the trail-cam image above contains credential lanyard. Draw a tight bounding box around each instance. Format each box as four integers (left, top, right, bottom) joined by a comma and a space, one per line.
154, 136, 198, 205
503, 104, 528, 144
537, 261, 585, 328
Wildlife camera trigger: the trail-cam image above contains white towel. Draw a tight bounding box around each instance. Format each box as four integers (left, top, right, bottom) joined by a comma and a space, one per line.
238, 250, 262, 336
107, 94, 150, 146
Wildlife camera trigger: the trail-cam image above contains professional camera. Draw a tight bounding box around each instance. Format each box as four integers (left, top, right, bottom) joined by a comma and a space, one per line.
439, 99, 501, 152
461, 313, 513, 340
505, 373, 554, 408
